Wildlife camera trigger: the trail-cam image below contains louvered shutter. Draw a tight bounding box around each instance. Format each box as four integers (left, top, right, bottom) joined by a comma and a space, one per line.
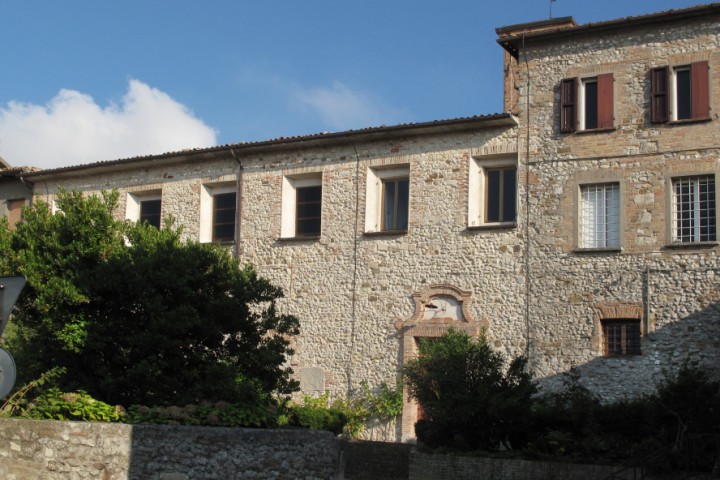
651, 66, 669, 123
560, 78, 577, 133
691, 61, 710, 119
597, 73, 614, 129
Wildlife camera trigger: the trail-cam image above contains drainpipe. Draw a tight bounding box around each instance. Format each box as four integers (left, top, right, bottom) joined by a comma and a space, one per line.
346, 137, 362, 398
230, 149, 243, 258
522, 33, 533, 363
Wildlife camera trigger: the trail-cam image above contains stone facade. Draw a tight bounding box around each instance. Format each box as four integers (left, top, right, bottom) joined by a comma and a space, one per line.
0, 418, 338, 479
16, 4, 720, 443
498, 5, 720, 399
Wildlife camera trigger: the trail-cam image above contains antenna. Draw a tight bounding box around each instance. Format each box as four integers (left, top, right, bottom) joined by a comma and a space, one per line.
549, 0, 556, 19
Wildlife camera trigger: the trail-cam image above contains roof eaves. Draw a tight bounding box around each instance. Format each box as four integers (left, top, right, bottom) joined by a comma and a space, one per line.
498, 3, 720, 58
21, 113, 517, 180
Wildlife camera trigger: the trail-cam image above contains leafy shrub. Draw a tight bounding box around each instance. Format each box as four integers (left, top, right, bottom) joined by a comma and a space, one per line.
404, 329, 536, 451
126, 401, 279, 428
290, 394, 348, 435
287, 382, 403, 438
22, 388, 125, 422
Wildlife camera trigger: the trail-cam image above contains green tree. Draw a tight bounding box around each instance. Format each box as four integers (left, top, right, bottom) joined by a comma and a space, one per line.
404, 329, 536, 451
1, 190, 299, 407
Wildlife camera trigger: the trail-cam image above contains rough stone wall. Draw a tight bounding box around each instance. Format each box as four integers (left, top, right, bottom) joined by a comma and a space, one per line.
0, 418, 338, 479
408, 451, 708, 480
32, 127, 521, 441
512, 15, 720, 396
24, 9, 720, 443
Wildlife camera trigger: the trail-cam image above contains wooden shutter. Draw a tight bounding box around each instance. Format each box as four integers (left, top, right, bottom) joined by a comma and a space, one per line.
560, 78, 576, 133
691, 60, 710, 119
597, 73, 614, 129
651, 66, 669, 123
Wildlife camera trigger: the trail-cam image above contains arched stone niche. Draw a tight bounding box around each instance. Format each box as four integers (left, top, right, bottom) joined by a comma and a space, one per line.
394, 284, 488, 442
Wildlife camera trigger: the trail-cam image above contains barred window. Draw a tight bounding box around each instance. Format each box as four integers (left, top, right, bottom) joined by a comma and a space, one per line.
581, 183, 620, 248
603, 319, 641, 356
672, 175, 716, 243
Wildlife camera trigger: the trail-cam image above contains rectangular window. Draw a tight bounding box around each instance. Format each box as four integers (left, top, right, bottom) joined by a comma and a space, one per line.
675, 66, 693, 120
382, 178, 409, 231
485, 167, 516, 223
365, 165, 410, 234
653, 61, 710, 122
603, 319, 641, 356
561, 74, 614, 132
126, 191, 162, 229
582, 78, 599, 130
281, 174, 322, 239
139, 199, 161, 229
580, 183, 620, 248
296, 185, 322, 237
672, 175, 716, 243
212, 192, 236, 242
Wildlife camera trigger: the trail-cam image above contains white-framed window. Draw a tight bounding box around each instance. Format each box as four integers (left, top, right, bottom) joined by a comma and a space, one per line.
365, 165, 409, 233
200, 183, 237, 243
468, 157, 517, 227
671, 175, 716, 243
578, 77, 598, 130
560, 73, 614, 132
652, 62, 711, 123
580, 183, 620, 248
126, 191, 162, 229
281, 173, 322, 238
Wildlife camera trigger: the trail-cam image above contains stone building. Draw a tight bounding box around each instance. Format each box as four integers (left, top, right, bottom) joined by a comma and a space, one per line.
14, 3, 720, 441
0, 157, 34, 231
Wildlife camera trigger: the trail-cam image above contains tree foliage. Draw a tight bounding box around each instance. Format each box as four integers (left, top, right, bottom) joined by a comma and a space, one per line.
403, 329, 536, 451
1, 190, 299, 407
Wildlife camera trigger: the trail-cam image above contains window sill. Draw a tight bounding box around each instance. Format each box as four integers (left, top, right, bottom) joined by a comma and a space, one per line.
665, 241, 718, 249
574, 127, 616, 135
467, 222, 517, 231
277, 235, 321, 242
364, 229, 408, 237
573, 247, 622, 254
667, 117, 712, 125
201, 240, 235, 246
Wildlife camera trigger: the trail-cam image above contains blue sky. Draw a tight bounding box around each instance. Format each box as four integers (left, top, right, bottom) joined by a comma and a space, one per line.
0, 0, 706, 169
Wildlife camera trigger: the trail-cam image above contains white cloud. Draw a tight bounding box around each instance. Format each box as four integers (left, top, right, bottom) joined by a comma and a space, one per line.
0, 79, 218, 169
291, 81, 407, 131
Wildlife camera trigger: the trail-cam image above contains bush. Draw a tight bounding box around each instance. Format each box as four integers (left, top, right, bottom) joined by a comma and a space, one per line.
126, 401, 279, 428
22, 388, 125, 422
404, 329, 536, 451
289, 394, 348, 435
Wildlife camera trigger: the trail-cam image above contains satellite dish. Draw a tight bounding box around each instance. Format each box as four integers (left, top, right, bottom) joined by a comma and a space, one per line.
0, 348, 16, 399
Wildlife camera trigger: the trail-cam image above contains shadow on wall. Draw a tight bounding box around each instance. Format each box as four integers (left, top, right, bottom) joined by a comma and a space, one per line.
535, 293, 720, 401
126, 425, 340, 479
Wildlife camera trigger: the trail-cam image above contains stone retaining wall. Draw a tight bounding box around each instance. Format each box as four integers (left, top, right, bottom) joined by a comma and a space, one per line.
0, 418, 339, 479
1, 419, 714, 480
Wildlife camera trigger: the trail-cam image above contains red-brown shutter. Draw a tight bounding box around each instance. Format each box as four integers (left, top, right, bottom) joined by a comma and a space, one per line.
691, 60, 710, 119
651, 66, 669, 123
597, 73, 614, 129
560, 78, 576, 133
